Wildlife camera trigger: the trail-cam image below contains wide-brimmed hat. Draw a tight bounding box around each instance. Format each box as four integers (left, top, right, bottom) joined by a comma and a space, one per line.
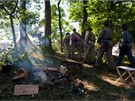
72, 28, 76, 31
121, 24, 127, 30
104, 19, 110, 27
66, 32, 70, 35
86, 27, 93, 31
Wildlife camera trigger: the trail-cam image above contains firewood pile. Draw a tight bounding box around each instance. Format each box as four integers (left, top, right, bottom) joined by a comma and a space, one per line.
12, 65, 69, 96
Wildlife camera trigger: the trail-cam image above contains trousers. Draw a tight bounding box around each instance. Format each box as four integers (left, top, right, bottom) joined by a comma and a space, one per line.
115, 47, 135, 66
95, 45, 115, 69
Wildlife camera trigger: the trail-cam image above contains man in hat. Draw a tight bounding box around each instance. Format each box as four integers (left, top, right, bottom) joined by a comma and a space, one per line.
70, 28, 83, 60
63, 32, 71, 58
72, 28, 82, 39
83, 27, 95, 64
95, 20, 115, 70
115, 24, 135, 66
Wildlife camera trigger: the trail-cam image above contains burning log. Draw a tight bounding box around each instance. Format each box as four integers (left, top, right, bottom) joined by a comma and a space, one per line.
12, 68, 28, 82
51, 65, 69, 83
42, 66, 69, 85
32, 66, 69, 86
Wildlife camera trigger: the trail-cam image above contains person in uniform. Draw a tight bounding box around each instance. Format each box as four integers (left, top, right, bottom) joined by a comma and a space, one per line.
63, 32, 71, 58
115, 24, 135, 66
95, 20, 115, 69
70, 28, 83, 60
83, 27, 95, 64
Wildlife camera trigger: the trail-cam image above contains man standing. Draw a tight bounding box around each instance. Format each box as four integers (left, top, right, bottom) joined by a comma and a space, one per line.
115, 24, 135, 66
83, 27, 95, 64
70, 28, 83, 60
95, 20, 115, 69
63, 32, 71, 58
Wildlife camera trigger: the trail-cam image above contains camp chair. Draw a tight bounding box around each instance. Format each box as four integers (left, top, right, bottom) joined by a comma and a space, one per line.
114, 66, 135, 86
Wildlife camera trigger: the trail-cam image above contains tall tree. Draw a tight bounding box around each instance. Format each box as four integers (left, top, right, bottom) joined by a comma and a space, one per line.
20, 0, 27, 52
0, 0, 18, 51
50, 4, 72, 51
58, 0, 63, 52
68, 0, 88, 38
81, 0, 88, 39
44, 0, 53, 51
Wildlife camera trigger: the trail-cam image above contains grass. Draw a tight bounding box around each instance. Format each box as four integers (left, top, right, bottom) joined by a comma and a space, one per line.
0, 52, 134, 100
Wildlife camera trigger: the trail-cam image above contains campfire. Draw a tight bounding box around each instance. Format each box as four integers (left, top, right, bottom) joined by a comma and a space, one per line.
0, 45, 69, 96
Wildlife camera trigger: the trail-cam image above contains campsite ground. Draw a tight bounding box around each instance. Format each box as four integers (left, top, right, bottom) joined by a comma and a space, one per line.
0, 51, 134, 100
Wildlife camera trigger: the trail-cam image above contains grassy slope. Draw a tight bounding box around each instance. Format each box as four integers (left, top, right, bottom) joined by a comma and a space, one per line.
0, 52, 134, 100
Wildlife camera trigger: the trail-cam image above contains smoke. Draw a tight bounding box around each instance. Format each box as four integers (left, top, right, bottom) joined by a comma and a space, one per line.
33, 69, 47, 84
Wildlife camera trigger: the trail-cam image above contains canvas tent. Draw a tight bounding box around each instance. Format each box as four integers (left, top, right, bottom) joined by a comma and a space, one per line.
16, 33, 34, 49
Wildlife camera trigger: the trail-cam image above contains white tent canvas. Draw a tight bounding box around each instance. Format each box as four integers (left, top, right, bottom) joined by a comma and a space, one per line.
16, 33, 35, 49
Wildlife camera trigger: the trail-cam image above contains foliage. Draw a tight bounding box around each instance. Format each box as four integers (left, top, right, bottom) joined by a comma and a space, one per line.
0, 0, 135, 52
18, 8, 40, 25
0, 0, 40, 34
0, 1, 17, 29
68, 1, 83, 23
39, 3, 72, 51
68, 0, 135, 44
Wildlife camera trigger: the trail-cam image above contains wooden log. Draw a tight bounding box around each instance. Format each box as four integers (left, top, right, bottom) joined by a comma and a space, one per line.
62, 59, 93, 69
12, 67, 28, 81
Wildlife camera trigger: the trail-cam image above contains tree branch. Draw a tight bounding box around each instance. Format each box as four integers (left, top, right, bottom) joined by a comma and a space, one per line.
11, 1, 18, 15
2, 5, 10, 15
58, 0, 61, 6
0, 0, 6, 6
114, 0, 132, 5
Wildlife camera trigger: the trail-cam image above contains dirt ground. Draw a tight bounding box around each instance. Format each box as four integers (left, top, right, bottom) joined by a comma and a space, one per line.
0, 59, 134, 100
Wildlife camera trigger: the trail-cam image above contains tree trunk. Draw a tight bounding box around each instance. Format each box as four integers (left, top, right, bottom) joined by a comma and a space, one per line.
81, 0, 88, 39
2, 1, 18, 52
20, 0, 27, 52
44, 0, 53, 52
58, 0, 63, 52
110, 1, 114, 11
9, 14, 18, 51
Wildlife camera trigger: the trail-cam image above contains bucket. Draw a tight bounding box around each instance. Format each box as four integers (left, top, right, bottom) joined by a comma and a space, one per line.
2, 63, 12, 73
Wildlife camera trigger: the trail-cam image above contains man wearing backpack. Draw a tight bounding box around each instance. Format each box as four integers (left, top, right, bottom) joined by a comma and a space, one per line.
95, 19, 115, 70
115, 24, 135, 66
70, 28, 83, 60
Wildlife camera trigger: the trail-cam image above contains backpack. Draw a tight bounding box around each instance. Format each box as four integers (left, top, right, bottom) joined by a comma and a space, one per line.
119, 31, 132, 50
